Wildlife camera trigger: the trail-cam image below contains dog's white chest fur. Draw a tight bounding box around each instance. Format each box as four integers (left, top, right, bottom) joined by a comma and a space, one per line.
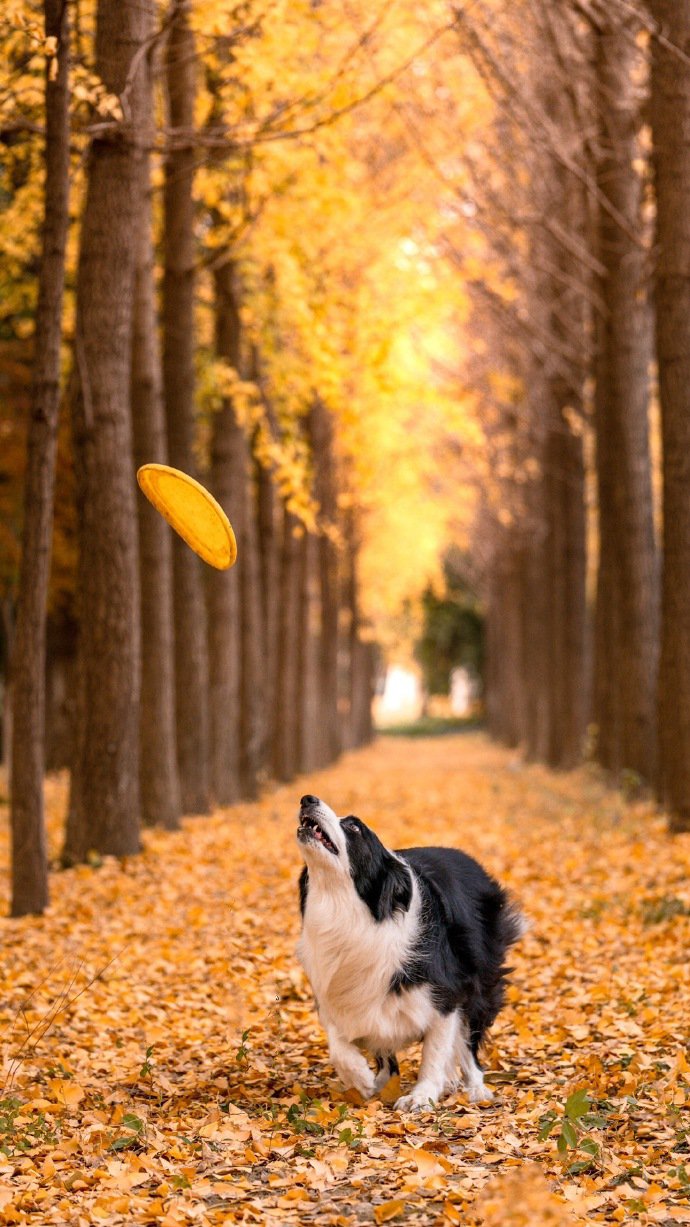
297, 879, 434, 1051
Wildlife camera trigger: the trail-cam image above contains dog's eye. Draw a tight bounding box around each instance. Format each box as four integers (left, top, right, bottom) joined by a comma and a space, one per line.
342, 817, 360, 834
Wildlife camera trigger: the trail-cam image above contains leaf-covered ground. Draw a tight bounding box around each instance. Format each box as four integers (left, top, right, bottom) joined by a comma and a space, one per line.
1, 734, 689, 1225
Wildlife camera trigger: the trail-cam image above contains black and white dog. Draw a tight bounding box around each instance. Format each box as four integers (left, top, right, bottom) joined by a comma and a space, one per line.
296, 794, 525, 1111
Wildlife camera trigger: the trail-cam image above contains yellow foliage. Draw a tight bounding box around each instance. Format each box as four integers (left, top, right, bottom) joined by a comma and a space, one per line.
0, 0, 503, 645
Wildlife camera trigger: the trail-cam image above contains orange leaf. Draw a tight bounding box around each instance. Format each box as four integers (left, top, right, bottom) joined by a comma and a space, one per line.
400, 1144, 453, 1176
379, 1074, 402, 1105
374, 1200, 406, 1224
443, 1202, 464, 1224
47, 1079, 85, 1108
343, 1088, 366, 1106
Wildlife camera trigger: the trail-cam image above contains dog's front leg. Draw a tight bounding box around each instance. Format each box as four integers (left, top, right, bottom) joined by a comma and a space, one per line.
395, 1011, 458, 1111
326, 1024, 376, 1099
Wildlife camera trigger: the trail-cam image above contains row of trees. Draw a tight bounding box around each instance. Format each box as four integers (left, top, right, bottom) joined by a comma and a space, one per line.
7, 0, 420, 916
8, 0, 690, 921
456, 0, 690, 832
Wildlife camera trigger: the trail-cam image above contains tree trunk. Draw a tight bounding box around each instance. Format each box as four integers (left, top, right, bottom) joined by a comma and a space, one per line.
130, 42, 181, 831
10, 0, 70, 914
296, 531, 322, 773
522, 431, 551, 763
64, 0, 146, 863
1, 601, 13, 773
543, 410, 587, 769
593, 428, 622, 773
45, 615, 76, 771
593, 16, 658, 782
255, 432, 278, 774
238, 467, 264, 797
273, 505, 305, 781
544, 421, 566, 767
207, 266, 241, 806
648, 0, 690, 830
342, 513, 375, 750
485, 539, 518, 747
308, 401, 341, 766
209, 261, 264, 802
560, 421, 588, 766
163, 0, 210, 814
352, 640, 376, 747
497, 535, 528, 749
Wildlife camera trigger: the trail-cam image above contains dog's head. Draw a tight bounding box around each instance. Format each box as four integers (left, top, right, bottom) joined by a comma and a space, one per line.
297, 795, 412, 921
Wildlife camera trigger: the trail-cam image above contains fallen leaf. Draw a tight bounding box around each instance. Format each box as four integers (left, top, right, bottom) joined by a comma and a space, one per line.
379, 1074, 402, 1105
47, 1079, 85, 1108
374, 1199, 407, 1224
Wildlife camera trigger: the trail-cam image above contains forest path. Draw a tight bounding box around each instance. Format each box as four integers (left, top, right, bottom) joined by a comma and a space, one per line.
1, 734, 689, 1224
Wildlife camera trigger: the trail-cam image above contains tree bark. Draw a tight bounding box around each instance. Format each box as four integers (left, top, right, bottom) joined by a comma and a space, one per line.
45, 615, 76, 771
485, 532, 527, 749
1, 602, 13, 775
163, 0, 211, 814
64, 0, 146, 863
543, 411, 587, 769
10, 0, 70, 914
255, 427, 278, 774
273, 504, 305, 780
648, 0, 690, 830
207, 265, 241, 805
561, 421, 588, 766
130, 36, 181, 831
295, 530, 317, 771
308, 401, 341, 766
209, 261, 264, 801
342, 512, 375, 750
593, 16, 658, 781
529, 53, 589, 771
522, 421, 551, 764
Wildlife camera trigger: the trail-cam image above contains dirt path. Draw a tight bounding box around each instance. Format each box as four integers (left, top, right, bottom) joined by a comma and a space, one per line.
1, 734, 689, 1224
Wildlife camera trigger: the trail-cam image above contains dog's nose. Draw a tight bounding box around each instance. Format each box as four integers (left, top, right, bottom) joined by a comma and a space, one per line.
301, 794, 319, 807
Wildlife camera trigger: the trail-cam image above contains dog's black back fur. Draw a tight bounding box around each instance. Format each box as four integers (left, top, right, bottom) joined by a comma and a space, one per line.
394, 847, 521, 1057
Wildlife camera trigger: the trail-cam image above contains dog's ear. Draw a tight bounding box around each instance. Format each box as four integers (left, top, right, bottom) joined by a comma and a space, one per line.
375, 858, 412, 921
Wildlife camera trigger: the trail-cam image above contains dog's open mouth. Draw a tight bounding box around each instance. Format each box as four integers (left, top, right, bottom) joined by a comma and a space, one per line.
298, 812, 338, 854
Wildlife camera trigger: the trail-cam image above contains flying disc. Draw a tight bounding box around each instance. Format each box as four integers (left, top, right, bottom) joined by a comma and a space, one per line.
137, 464, 237, 570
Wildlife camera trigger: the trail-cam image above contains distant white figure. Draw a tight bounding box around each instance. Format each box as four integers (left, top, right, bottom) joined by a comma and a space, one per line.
374, 665, 423, 723
451, 667, 476, 716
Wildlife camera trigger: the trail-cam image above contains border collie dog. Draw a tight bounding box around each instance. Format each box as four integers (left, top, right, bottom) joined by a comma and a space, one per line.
296, 794, 525, 1111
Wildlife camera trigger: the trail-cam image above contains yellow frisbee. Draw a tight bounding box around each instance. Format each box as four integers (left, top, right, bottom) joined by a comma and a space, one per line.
137, 464, 237, 570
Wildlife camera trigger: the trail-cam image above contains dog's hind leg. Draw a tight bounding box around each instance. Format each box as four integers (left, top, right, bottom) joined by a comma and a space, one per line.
373, 1052, 399, 1092
456, 1019, 494, 1103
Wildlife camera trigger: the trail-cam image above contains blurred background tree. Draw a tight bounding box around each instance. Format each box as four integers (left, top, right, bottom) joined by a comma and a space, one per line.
415, 552, 483, 706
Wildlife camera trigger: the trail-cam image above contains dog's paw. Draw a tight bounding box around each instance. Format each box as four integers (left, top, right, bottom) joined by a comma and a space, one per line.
342, 1073, 376, 1101
467, 1081, 494, 1104
394, 1089, 437, 1112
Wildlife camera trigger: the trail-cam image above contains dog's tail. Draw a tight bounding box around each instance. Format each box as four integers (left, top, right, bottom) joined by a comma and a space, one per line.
500, 896, 530, 948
